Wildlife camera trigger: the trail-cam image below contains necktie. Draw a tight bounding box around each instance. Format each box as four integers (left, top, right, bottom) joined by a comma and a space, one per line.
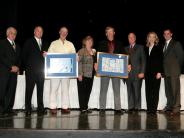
129, 45, 133, 54
12, 41, 16, 50
163, 42, 168, 53
38, 39, 42, 50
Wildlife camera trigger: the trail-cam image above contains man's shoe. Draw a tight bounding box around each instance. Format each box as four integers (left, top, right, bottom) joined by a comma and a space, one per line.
7, 110, 17, 116
37, 109, 47, 116
126, 108, 134, 113
81, 110, 87, 114
87, 109, 92, 113
99, 109, 105, 115
159, 109, 172, 114
25, 111, 31, 116
114, 110, 124, 115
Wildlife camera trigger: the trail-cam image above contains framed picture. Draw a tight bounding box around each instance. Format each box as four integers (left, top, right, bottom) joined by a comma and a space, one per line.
97, 52, 128, 78
45, 53, 78, 78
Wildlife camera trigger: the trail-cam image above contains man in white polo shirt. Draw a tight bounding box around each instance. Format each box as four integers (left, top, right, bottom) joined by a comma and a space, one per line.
48, 26, 76, 114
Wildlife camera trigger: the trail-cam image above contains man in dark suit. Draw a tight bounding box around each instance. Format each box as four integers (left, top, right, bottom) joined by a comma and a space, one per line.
94, 26, 124, 115
0, 27, 21, 116
22, 26, 49, 116
162, 29, 184, 115
125, 32, 146, 112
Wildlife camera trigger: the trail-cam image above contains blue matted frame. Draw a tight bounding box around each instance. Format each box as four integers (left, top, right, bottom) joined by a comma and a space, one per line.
45, 53, 78, 78
97, 52, 128, 78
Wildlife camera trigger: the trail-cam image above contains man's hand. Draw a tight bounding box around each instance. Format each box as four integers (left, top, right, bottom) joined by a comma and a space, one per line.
128, 65, 131, 72
138, 73, 144, 79
156, 73, 162, 79
11, 66, 19, 73
78, 75, 83, 81
42, 51, 47, 57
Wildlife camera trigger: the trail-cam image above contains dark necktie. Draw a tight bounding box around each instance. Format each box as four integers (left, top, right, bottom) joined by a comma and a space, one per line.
163, 42, 168, 53
108, 41, 114, 53
129, 45, 134, 54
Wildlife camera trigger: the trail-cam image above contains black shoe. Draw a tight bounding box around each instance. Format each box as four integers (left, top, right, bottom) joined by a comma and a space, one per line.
126, 108, 134, 113
37, 109, 47, 116
159, 109, 172, 114
99, 109, 105, 115
0, 112, 7, 118
147, 111, 157, 115
114, 110, 124, 115
87, 109, 92, 113
25, 111, 31, 116
81, 109, 87, 114
7, 110, 17, 116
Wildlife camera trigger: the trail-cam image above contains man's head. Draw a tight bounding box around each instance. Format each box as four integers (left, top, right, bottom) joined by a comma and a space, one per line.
163, 29, 173, 41
105, 26, 115, 41
34, 26, 43, 39
128, 32, 136, 45
6, 27, 17, 41
59, 27, 68, 41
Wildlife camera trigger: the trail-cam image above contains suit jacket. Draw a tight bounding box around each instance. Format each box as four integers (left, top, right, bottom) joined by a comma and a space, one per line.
125, 44, 146, 80
145, 45, 163, 76
95, 40, 126, 63
0, 39, 21, 74
163, 39, 184, 77
22, 37, 49, 74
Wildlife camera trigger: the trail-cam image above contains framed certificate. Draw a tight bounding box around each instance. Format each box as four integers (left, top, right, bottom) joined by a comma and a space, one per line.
45, 53, 78, 78
97, 52, 128, 78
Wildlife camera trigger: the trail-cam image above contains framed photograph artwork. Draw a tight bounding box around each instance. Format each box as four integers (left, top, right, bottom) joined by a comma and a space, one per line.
97, 52, 128, 78
45, 53, 78, 78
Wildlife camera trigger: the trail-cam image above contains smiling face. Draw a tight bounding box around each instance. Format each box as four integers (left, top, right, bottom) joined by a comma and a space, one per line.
6, 27, 17, 41
34, 26, 43, 39
163, 29, 173, 41
105, 27, 115, 41
148, 33, 157, 45
59, 27, 68, 41
128, 33, 136, 45
146, 32, 159, 47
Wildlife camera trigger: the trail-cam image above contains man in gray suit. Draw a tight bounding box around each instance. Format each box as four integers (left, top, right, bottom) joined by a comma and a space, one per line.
125, 32, 146, 112
162, 29, 184, 115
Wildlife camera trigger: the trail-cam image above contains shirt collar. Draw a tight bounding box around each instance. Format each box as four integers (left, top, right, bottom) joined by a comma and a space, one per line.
7, 38, 13, 44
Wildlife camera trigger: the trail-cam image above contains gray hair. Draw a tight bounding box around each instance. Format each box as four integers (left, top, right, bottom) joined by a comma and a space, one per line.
6, 27, 17, 36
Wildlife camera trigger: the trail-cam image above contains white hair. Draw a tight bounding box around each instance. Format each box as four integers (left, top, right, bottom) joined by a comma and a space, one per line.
6, 27, 17, 36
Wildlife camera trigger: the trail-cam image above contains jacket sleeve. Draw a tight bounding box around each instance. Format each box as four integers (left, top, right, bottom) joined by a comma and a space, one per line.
0, 41, 12, 69
140, 45, 146, 73
174, 41, 184, 68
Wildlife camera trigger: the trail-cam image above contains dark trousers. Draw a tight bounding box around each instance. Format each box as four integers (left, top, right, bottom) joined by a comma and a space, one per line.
164, 76, 180, 112
0, 72, 17, 113
145, 74, 161, 112
77, 77, 93, 110
25, 71, 44, 112
126, 78, 142, 110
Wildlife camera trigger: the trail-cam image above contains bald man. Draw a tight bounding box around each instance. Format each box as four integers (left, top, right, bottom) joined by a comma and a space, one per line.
22, 26, 49, 116
48, 26, 76, 114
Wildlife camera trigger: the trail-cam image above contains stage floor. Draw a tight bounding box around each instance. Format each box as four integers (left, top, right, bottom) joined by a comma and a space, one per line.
0, 109, 184, 130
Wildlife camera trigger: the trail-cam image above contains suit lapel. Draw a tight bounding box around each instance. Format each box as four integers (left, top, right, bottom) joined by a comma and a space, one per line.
33, 38, 41, 51
164, 39, 173, 57
6, 39, 16, 53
